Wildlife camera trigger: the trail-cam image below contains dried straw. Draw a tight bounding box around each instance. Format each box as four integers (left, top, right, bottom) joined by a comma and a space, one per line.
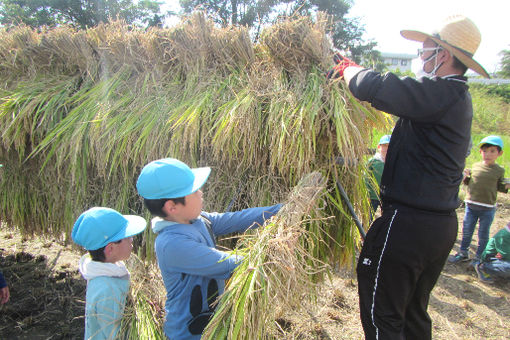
203, 172, 330, 339
0, 12, 391, 265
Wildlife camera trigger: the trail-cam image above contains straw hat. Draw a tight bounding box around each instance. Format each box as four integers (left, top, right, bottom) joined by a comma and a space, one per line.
401, 15, 489, 78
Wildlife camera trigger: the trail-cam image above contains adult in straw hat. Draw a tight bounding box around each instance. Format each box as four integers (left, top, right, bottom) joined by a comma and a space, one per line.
328, 15, 487, 340
401, 15, 489, 78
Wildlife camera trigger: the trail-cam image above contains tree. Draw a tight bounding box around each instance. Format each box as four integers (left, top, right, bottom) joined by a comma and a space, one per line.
179, 0, 379, 62
179, 0, 283, 30
499, 49, 510, 78
284, 1, 382, 64
0, 0, 167, 29
360, 49, 387, 73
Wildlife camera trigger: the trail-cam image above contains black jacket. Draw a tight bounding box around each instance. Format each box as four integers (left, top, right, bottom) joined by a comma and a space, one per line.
349, 70, 472, 212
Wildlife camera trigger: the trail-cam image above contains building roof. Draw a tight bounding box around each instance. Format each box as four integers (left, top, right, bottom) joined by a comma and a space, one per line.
381, 52, 417, 59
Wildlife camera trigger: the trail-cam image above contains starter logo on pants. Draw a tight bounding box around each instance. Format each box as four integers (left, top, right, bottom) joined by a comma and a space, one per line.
362, 258, 371, 266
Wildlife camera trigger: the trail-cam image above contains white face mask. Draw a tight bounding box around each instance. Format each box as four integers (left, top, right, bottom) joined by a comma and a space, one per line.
411, 58, 428, 79
412, 47, 443, 79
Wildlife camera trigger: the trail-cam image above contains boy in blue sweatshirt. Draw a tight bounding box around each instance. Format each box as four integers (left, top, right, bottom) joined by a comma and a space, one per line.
136, 158, 281, 339
72, 207, 147, 340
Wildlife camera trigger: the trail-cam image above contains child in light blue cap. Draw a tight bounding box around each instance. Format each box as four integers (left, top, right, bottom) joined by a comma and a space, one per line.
366, 134, 391, 218
450, 135, 510, 265
72, 207, 146, 340
136, 158, 281, 340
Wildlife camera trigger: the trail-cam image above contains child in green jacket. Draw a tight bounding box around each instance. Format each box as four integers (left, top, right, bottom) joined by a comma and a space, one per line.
475, 221, 510, 283
367, 134, 391, 218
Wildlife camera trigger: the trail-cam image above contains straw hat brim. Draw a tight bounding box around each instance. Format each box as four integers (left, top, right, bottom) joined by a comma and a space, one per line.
401, 30, 489, 78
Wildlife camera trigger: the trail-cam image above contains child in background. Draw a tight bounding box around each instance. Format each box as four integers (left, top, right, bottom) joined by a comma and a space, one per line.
450, 135, 510, 264
0, 165, 7, 305
367, 134, 391, 218
136, 158, 281, 340
475, 221, 510, 283
0, 269, 9, 305
72, 207, 147, 340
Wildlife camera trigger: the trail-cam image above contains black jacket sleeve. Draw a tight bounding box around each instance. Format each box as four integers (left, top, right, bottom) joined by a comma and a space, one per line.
349, 71, 467, 123
348, 70, 472, 212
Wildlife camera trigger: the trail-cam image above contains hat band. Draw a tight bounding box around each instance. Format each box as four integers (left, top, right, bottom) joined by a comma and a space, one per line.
432, 33, 474, 58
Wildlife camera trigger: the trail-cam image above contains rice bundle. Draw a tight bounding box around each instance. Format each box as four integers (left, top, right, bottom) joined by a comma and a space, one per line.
259, 13, 331, 74
203, 172, 329, 339
0, 11, 395, 337
0, 12, 391, 264
121, 255, 166, 339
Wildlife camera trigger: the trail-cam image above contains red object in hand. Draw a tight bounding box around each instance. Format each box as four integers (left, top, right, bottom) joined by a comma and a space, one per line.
496, 252, 503, 260
327, 53, 360, 79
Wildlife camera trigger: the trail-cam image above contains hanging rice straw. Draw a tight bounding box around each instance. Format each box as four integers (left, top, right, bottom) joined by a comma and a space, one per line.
203, 171, 330, 339
0, 11, 391, 265
121, 254, 166, 339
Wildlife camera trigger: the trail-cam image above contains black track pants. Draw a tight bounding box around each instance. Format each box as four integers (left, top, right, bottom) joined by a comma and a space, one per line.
356, 204, 457, 340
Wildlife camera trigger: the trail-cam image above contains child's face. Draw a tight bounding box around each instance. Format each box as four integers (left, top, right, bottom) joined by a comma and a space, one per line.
183, 190, 203, 221
105, 237, 134, 263
378, 143, 389, 161
168, 190, 203, 224
479, 145, 503, 165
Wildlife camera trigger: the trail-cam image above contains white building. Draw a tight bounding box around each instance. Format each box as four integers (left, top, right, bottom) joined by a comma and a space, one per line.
381, 52, 417, 72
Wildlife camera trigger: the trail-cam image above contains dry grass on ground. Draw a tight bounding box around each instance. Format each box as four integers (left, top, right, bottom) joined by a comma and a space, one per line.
0, 197, 509, 339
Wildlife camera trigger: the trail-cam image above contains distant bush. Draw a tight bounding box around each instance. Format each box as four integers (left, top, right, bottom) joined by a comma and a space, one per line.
470, 83, 510, 103
470, 86, 510, 135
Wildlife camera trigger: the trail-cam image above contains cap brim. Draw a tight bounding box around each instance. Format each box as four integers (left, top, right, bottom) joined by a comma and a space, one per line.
109, 215, 147, 243
400, 30, 490, 78
191, 167, 211, 194
477, 141, 501, 148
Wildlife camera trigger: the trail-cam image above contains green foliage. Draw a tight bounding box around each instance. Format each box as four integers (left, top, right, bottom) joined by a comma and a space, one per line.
0, 0, 165, 28
470, 85, 510, 136
471, 83, 510, 103
180, 0, 277, 27
360, 49, 386, 73
498, 49, 510, 78
391, 68, 415, 78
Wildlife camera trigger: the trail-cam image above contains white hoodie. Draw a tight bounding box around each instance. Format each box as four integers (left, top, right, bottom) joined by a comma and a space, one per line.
78, 254, 130, 340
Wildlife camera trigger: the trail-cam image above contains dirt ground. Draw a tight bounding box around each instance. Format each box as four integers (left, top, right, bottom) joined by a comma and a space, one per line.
0, 197, 509, 339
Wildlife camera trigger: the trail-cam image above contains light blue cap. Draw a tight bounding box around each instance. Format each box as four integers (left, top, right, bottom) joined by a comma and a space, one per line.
136, 158, 211, 199
71, 207, 147, 251
479, 135, 503, 150
378, 135, 391, 145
